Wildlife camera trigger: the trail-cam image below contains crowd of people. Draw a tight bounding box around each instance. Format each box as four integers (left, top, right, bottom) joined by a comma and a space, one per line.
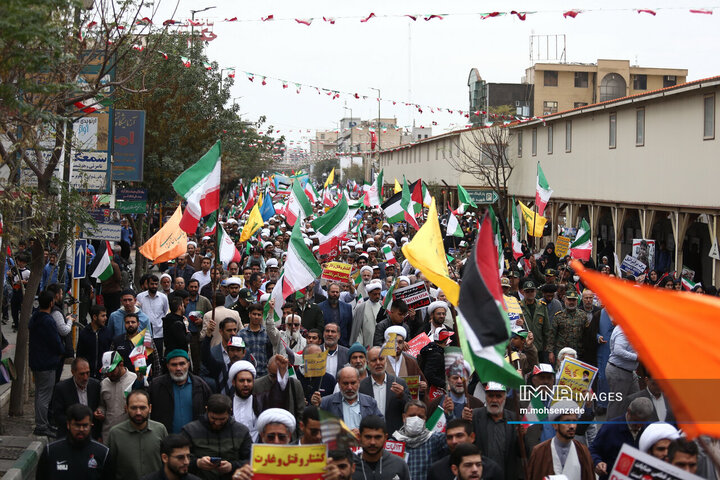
17, 197, 719, 480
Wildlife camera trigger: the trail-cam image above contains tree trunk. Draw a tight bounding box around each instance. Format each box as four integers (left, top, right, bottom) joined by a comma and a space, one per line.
9, 238, 44, 416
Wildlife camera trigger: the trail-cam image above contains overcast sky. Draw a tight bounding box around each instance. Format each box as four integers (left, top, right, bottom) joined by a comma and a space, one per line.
157, 0, 719, 149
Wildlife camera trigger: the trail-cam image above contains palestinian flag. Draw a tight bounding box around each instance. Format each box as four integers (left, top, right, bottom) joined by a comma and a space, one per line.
455, 214, 523, 388
173, 140, 221, 234
521, 391, 549, 426
408, 179, 424, 217
218, 225, 242, 268
305, 182, 319, 203
421, 182, 432, 208
204, 212, 217, 236
270, 221, 322, 319
535, 162, 553, 216
511, 198, 524, 260
570, 218, 592, 261
285, 180, 313, 226
383, 278, 397, 309
382, 244, 397, 265
363, 170, 384, 207
89, 241, 114, 281
426, 405, 447, 433
488, 207, 504, 276
312, 196, 351, 255
445, 211, 463, 238
457, 184, 478, 214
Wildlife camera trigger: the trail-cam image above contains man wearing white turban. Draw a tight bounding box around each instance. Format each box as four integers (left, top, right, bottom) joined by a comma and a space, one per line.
638, 422, 680, 461
350, 281, 386, 347
228, 360, 260, 442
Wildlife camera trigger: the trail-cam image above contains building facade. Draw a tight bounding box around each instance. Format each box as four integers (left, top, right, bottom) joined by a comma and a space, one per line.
526, 59, 687, 116
507, 76, 720, 286
468, 68, 534, 125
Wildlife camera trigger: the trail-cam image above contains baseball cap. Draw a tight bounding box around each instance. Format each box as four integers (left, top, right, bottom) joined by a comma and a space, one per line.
238, 288, 254, 302
485, 381, 506, 392
100, 351, 122, 374
511, 325, 528, 338
433, 327, 455, 342
522, 280, 537, 291
501, 277, 511, 288
227, 336, 246, 349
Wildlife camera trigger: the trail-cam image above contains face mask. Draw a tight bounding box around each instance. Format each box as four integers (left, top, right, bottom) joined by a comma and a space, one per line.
404, 416, 425, 435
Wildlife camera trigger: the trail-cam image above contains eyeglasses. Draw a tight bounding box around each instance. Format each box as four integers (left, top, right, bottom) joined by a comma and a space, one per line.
264, 433, 289, 442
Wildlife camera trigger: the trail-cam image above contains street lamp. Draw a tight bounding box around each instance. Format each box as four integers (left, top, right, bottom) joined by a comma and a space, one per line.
370, 87, 381, 150
190, 6, 216, 55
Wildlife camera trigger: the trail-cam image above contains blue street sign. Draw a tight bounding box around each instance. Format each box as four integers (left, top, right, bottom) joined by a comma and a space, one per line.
74, 239, 87, 279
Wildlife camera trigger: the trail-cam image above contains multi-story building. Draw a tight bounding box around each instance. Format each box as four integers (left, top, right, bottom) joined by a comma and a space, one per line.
337, 117, 403, 154
507, 75, 720, 286
468, 68, 534, 125
526, 59, 687, 116
309, 130, 338, 159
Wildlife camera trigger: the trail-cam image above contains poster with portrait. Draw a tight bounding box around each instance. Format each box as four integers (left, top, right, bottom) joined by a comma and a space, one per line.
632, 239, 655, 271
554, 357, 598, 405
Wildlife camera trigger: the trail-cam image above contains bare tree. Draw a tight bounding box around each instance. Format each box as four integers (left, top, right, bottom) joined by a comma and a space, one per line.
447, 126, 513, 240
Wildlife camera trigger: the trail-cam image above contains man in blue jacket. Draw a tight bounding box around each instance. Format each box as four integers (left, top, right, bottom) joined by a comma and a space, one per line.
29, 290, 65, 436
317, 283, 353, 347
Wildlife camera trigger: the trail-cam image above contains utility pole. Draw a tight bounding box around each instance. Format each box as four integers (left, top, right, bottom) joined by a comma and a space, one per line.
370, 87, 381, 183
190, 6, 216, 58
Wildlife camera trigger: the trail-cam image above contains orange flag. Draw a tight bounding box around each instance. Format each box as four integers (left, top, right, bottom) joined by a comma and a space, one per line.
572, 260, 720, 439
139, 206, 187, 263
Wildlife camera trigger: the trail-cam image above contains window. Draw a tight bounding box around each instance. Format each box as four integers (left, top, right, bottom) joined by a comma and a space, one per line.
532, 128, 537, 156
574, 102, 588, 108
636, 108, 645, 146
609, 113, 617, 148
633, 74, 647, 90
544, 70, 558, 87
574, 72, 588, 88
543, 101, 558, 115
600, 73, 627, 102
663, 75, 677, 88
704, 94, 715, 139
518, 131, 523, 157
565, 121, 572, 152
547, 125, 554, 154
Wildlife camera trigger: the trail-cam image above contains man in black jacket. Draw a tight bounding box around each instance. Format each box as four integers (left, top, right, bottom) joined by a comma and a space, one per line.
163, 292, 190, 354
141, 434, 202, 480
418, 327, 453, 392
181, 394, 252, 479
50, 358, 102, 440
76, 305, 112, 380
148, 349, 211, 434
38, 404, 111, 479
428, 419, 503, 480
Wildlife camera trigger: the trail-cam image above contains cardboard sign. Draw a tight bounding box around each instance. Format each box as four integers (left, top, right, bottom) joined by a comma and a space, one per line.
632, 239, 655, 271
620, 254, 647, 277
384, 441, 406, 458
504, 294, 523, 328
610, 444, 703, 480
401, 375, 421, 400
554, 357, 599, 405
393, 282, 431, 309
381, 333, 398, 358
428, 386, 446, 401
321, 261, 353, 283
406, 333, 432, 357
252, 444, 327, 480
555, 236, 571, 258
303, 350, 328, 378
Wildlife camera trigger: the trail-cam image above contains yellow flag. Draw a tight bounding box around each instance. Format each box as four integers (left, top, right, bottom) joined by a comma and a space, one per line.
139, 206, 187, 263
324, 168, 335, 188
518, 201, 547, 237
240, 203, 264, 242
401, 198, 460, 305
394, 178, 402, 193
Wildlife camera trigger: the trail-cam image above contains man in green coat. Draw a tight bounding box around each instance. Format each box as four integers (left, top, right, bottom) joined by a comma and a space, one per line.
519, 281, 550, 362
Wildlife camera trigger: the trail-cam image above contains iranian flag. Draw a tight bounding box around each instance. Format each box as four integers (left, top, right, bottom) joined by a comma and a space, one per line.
322, 187, 335, 208
457, 184, 478, 214
382, 244, 397, 265
363, 170, 383, 207
305, 182, 319, 203
455, 214, 523, 389
218, 225, 242, 268
173, 140, 221, 234
511, 199, 523, 260
271, 222, 322, 319
535, 162, 553, 216
382, 277, 397, 309
285, 180, 313, 226
312, 196, 352, 255
89, 241, 114, 281
239, 186, 257, 217
446, 211, 463, 238
570, 218, 592, 261
489, 207, 504, 276
426, 406, 447, 434
204, 212, 217, 236
681, 277, 697, 291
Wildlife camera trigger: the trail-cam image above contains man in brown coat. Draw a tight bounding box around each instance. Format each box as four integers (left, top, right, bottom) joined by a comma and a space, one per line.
527, 400, 595, 480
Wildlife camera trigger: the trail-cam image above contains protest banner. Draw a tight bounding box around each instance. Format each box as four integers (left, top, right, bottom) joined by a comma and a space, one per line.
620, 254, 647, 277
610, 444, 703, 480
252, 444, 327, 480
406, 333, 431, 357
304, 350, 328, 377
384, 441, 406, 458
555, 236, 571, 258
504, 294, 523, 328
632, 239, 655, 271
554, 357, 598, 405
321, 261, 353, 283
381, 333, 398, 358
393, 282, 431, 309
401, 375, 421, 400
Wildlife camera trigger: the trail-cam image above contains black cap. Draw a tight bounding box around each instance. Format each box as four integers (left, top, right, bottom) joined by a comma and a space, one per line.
522, 280, 536, 291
